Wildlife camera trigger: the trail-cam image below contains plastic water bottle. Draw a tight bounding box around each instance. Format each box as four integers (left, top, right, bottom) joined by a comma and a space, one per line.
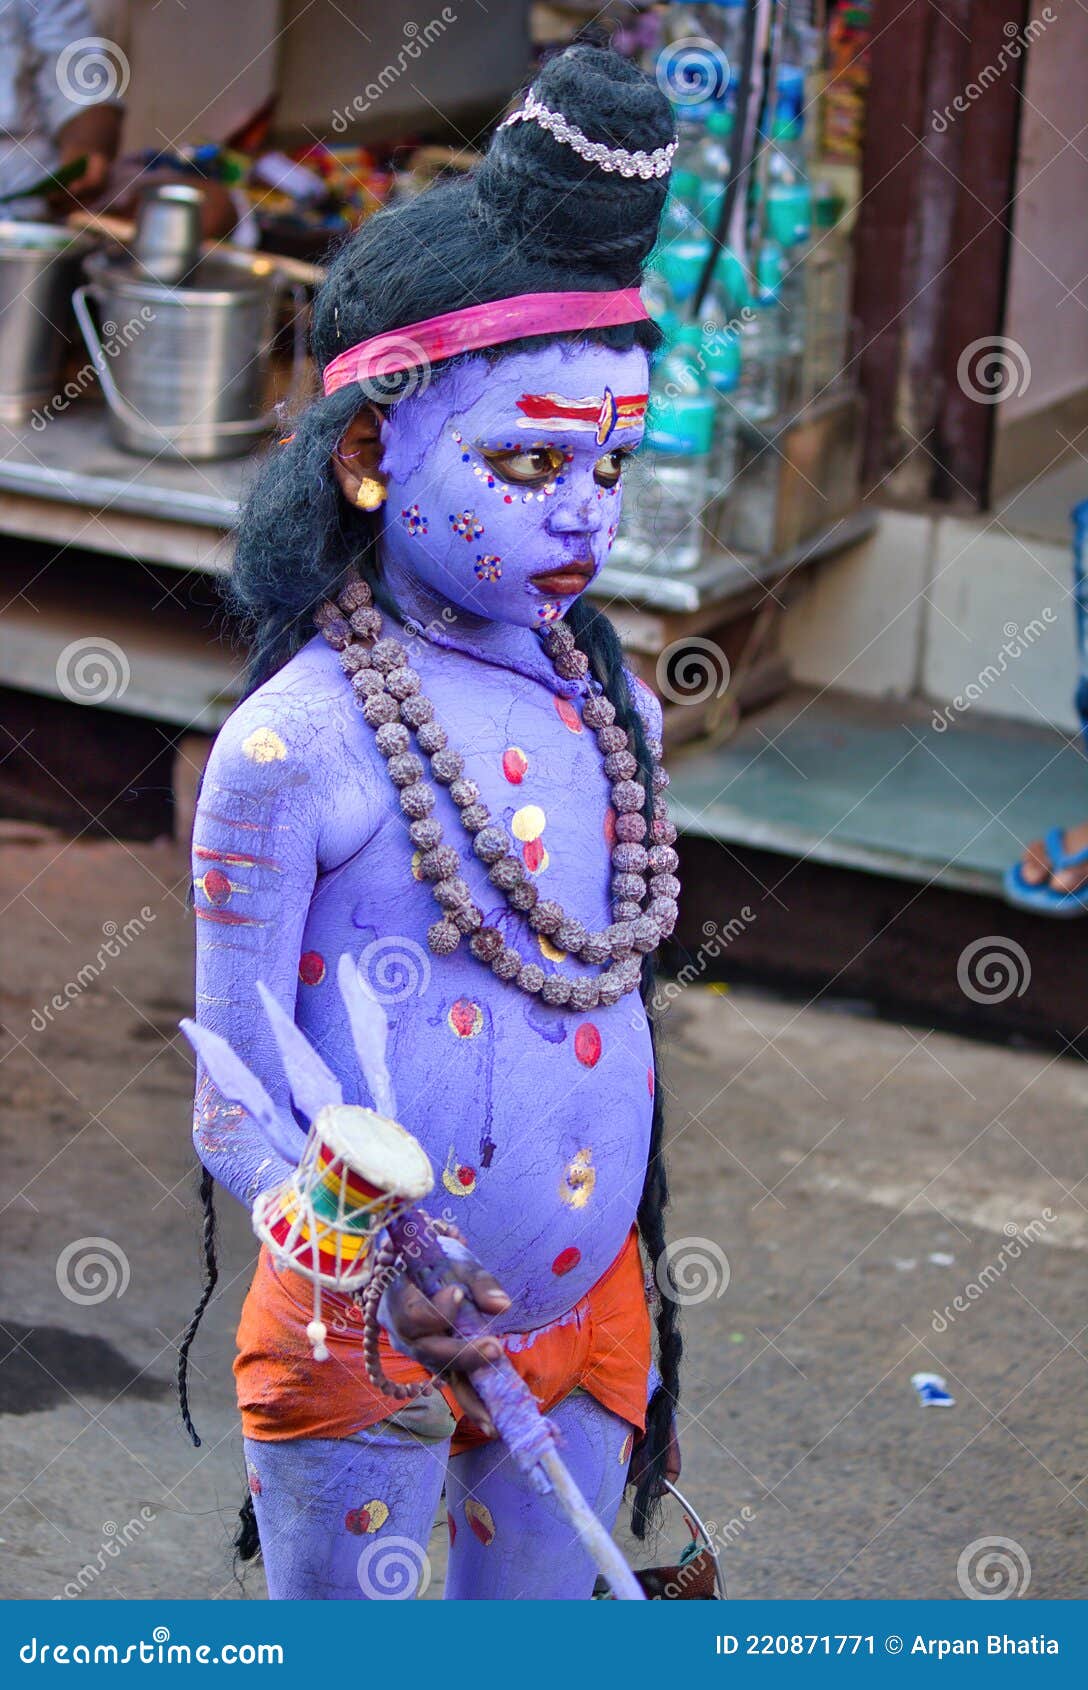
663, 0, 749, 107
713, 244, 753, 319
698, 289, 742, 394
623, 326, 720, 573
779, 0, 823, 75
777, 249, 807, 368
766, 115, 812, 250
764, 109, 812, 373
668, 0, 749, 62
652, 237, 711, 313
712, 0, 751, 118
737, 247, 788, 423
773, 64, 807, 129
697, 286, 742, 487
671, 107, 709, 214
766, 142, 810, 368
803, 183, 853, 398
649, 174, 710, 319
694, 109, 733, 229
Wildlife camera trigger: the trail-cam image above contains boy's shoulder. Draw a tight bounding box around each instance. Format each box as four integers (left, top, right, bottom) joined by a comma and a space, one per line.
208, 637, 353, 781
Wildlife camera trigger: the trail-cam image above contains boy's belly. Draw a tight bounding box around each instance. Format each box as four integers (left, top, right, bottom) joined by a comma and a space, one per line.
296, 907, 655, 1330
294, 662, 657, 1328
393, 981, 654, 1327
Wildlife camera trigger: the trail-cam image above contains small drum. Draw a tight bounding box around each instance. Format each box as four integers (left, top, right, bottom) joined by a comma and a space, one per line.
253, 1103, 434, 1293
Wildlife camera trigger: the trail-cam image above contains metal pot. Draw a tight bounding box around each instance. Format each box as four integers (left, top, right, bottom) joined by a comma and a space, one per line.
73, 251, 305, 461
0, 221, 91, 423
131, 182, 202, 286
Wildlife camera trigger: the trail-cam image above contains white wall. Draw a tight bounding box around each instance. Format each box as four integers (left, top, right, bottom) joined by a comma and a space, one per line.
115, 1, 530, 162
780, 508, 1080, 735
120, 1, 280, 154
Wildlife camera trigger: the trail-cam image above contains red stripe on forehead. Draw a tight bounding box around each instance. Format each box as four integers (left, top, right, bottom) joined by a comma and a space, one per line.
517, 393, 600, 424
516, 392, 648, 426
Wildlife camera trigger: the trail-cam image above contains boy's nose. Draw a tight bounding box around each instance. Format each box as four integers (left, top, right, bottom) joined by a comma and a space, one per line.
544, 493, 604, 537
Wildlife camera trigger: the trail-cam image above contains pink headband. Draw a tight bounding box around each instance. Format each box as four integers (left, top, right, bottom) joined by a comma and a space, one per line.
321, 288, 649, 397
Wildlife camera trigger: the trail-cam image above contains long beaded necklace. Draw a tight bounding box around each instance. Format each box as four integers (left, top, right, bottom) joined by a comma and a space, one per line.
314, 568, 679, 1009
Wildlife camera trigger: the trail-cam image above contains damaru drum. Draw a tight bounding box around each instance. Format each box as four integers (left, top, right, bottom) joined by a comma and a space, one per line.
253, 1102, 434, 1294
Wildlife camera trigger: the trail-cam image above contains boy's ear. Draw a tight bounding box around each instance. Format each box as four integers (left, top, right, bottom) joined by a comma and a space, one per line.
330, 405, 384, 502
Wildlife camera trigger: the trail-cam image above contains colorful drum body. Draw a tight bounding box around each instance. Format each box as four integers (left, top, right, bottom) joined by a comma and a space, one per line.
252, 1103, 434, 1289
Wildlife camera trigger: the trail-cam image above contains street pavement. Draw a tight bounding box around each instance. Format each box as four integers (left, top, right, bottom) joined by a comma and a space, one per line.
1, 826, 1084, 1601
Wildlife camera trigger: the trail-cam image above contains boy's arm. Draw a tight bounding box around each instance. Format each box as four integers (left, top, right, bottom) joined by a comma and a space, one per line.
190, 702, 320, 1207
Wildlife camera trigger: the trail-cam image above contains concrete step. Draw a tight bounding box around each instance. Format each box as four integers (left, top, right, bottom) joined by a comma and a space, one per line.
670, 687, 1084, 897
666, 689, 1088, 1052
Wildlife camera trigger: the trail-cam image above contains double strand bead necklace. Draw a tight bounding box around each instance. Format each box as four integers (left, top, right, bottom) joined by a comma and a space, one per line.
314, 569, 679, 1010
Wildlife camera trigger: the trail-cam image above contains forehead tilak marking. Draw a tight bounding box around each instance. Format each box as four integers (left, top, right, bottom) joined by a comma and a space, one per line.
515, 387, 649, 446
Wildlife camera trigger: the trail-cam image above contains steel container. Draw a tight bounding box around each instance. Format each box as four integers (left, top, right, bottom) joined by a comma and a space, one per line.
0, 221, 91, 423
130, 183, 203, 286
74, 252, 288, 461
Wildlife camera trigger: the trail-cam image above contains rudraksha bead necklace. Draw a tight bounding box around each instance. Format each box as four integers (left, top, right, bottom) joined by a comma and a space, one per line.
314, 569, 679, 1008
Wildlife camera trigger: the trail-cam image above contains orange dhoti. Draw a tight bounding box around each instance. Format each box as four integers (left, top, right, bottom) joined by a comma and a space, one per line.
236, 1225, 651, 1453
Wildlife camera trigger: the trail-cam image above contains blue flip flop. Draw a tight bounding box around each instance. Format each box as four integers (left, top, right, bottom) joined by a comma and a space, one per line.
1004, 825, 1088, 916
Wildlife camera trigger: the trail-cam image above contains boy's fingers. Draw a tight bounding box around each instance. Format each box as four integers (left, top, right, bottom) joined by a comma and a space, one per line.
394, 1280, 473, 1338
467, 1265, 511, 1310
414, 1333, 504, 1376
447, 1376, 495, 1435
390, 1281, 445, 1338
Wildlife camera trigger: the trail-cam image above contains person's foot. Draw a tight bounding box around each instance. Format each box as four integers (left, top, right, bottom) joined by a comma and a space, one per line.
1019, 821, 1088, 892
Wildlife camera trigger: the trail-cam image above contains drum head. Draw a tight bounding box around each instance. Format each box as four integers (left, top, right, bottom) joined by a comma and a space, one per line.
313, 1104, 433, 1202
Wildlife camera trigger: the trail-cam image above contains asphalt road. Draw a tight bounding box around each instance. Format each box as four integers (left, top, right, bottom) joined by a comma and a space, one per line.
1, 824, 1084, 1601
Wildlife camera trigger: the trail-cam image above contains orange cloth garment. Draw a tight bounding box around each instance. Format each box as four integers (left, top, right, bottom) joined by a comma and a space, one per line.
236, 1226, 651, 1452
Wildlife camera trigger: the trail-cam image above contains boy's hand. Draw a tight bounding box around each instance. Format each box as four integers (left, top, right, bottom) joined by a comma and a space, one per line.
381, 1253, 511, 1434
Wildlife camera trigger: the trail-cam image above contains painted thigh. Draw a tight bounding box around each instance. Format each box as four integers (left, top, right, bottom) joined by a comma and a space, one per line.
243, 1415, 449, 1601
443, 1390, 636, 1601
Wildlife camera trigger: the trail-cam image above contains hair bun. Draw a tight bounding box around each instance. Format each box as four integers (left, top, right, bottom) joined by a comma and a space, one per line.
471, 46, 674, 285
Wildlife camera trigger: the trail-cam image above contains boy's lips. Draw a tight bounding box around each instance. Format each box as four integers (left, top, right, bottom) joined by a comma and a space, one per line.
529, 561, 595, 596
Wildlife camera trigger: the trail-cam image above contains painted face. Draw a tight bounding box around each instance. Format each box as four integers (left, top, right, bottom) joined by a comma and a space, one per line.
377, 342, 649, 628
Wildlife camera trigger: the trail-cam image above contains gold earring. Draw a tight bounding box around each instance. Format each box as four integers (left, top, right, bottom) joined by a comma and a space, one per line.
354, 476, 387, 511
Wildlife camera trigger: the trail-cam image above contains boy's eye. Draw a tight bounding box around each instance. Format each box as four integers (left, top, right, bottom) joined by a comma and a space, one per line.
593, 450, 629, 488
478, 445, 566, 485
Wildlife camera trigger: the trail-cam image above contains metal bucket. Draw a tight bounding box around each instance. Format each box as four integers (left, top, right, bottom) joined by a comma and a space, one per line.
0, 221, 91, 423
74, 252, 301, 460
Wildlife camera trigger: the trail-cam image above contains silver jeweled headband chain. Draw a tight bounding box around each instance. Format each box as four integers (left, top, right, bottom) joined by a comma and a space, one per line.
499, 90, 677, 181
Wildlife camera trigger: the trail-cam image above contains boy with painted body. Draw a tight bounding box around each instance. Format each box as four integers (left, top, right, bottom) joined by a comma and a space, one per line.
187, 48, 682, 1600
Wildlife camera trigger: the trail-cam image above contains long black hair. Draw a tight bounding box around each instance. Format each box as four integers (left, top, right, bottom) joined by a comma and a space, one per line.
179, 42, 681, 1549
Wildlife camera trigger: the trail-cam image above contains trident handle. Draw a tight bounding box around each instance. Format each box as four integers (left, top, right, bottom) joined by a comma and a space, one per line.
387, 1211, 558, 1483
385, 1210, 644, 1602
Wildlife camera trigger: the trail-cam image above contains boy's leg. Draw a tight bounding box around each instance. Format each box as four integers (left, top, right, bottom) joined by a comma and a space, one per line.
244, 1396, 452, 1600
443, 1389, 635, 1601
